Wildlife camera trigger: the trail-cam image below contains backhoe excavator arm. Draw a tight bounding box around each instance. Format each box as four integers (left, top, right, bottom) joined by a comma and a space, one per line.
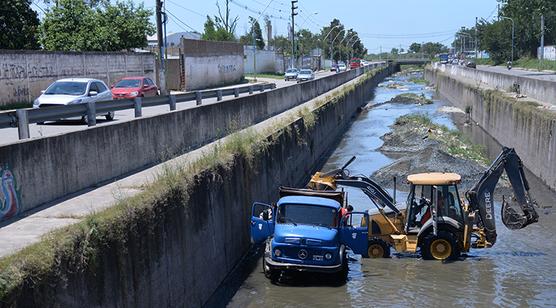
307, 156, 401, 214
465, 147, 539, 245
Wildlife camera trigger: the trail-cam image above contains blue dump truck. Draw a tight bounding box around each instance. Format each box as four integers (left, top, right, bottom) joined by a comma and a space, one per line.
251, 187, 369, 281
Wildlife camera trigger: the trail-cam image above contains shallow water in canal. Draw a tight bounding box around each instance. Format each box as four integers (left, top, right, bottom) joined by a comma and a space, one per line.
228, 72, 556, 307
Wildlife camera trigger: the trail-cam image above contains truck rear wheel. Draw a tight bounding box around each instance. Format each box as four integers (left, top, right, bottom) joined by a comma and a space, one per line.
367, 238, 391, 258
421, 230, 460, 260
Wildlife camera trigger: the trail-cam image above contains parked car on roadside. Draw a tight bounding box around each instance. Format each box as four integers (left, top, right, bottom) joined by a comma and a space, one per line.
296, 69, 315, 83
33, 78, 114, 122
111, 76, 158, 99
284, 68, 299, 81
337, 63, 347, 72
330, 64, 338, 72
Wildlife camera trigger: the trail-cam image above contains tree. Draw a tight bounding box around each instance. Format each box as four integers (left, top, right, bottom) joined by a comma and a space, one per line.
239, 17, 265, 49
391, 48, 399, 55
215, 0, 238, 35
499, 0, 556, 57
270, 35, 290, 55
0, 0, 40, 49
421, 42, 447, 57
202, 16, 235, 41
409, 43, 421, 53
320, 19, 345, 60
478, 20, 512, 64
40, 0, 155, 51
201, 0, 238, 41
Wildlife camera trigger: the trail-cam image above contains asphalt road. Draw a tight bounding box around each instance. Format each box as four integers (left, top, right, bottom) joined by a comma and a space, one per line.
0, 70, 335, 146
477, 65, 556, 81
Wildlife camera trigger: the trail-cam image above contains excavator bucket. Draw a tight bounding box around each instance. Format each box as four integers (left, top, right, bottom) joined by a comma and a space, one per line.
501, 197, 539, 230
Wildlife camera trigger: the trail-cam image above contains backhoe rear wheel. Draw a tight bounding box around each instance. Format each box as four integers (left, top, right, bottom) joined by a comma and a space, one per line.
421, 231, 460, 261
367, 238, 391, 258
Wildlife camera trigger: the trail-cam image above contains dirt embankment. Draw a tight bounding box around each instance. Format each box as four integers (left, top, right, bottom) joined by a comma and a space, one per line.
372, 114, 507, 192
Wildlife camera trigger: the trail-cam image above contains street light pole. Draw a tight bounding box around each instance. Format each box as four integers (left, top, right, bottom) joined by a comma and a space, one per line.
500, 16, 515, 63
331, 29, 346, 64
322, 25, 341, 64
349, 37, 358, 61
339, 33, 355, 63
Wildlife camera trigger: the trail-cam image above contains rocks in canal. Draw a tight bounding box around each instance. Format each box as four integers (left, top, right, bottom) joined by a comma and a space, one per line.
387, 93, 433, 105
372, 114, 509, 192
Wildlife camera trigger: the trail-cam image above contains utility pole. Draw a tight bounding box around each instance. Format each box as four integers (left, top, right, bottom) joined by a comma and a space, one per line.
475, 17, 478, 59
156, 0, 166, 94
501, 16, 515, 64
540, 14, 545, 61
291, 0, 298, 68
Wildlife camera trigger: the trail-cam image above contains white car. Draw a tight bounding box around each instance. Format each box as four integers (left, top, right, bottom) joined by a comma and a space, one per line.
33, 78, 114, 122
284, 68, 299, 81
337, 64, 347, 72
296, 69, 315, 83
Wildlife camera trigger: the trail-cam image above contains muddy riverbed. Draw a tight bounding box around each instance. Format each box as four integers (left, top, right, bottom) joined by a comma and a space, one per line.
228, 70, 556, 307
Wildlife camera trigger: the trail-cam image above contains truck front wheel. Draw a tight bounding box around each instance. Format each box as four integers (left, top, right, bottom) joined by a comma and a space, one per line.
263, 258, 279, 282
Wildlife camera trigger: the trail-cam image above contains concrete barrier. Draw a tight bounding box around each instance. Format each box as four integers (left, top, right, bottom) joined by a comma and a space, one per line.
0, 50, 156, 106
0, 65, 393, 307
426, 67, 556, 190
0, 64, 386, 222
432, 63, 556, 105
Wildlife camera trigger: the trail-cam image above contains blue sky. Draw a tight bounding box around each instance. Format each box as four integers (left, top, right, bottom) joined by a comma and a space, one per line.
34, 0, 500, 52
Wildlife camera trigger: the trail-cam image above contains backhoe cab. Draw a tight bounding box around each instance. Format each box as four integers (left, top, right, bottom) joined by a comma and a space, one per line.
308, 147, 540, 260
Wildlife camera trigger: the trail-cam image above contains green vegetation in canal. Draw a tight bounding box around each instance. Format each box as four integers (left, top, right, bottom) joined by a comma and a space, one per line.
395, 114, 489, 165
408, 77, 428, 84
389, 93, 432, 105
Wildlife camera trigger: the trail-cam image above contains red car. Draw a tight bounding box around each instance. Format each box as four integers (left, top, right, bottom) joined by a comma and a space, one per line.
350, 58, 362, 69
111, 76, 158, 99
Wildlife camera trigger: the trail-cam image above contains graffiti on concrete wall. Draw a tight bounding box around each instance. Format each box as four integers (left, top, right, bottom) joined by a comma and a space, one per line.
0, 63, 27, 80
0, 166, 20, 220
218, 64, 237, 74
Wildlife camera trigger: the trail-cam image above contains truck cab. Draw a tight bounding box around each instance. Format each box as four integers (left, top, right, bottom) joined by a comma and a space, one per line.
251, 187, 369, 281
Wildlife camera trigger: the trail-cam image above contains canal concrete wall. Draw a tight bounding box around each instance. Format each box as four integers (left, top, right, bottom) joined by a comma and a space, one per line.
431, 63, 556, 105
0, 65, 380, 221
0, 50, 156, 106
425, 67, 556, 190
0, 66, 395, 307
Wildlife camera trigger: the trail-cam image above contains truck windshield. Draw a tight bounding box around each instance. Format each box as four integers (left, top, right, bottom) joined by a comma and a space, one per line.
277, 204, 337, 228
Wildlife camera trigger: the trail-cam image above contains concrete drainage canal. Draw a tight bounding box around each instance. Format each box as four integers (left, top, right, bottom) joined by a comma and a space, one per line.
227, 67, 556, 307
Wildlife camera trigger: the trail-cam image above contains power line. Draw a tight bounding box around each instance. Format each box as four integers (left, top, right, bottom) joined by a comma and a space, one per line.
229, 0, 289, 21
166, 0, 205, 18
165, 10, 199, 32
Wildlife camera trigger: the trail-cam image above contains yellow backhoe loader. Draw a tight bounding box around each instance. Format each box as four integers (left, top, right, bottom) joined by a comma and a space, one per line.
308, 148, 540, 260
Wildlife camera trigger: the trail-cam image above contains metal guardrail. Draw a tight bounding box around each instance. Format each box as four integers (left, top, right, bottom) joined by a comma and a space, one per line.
0, 83, 276, 140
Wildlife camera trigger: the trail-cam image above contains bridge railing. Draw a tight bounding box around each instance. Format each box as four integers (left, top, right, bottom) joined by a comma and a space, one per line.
0, 83, 276, 140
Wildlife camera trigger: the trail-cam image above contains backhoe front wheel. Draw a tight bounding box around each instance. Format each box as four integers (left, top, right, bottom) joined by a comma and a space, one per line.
367, 238, 391, 258
421, 231, 460, 261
